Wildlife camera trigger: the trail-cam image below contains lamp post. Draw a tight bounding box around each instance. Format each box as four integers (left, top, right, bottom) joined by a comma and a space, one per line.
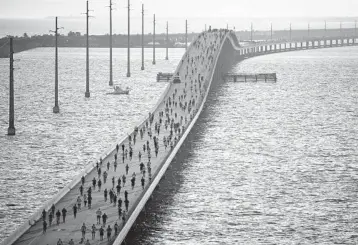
53, 17, 60, 113
141, 3, 144, 70
126, 0, 131, 77
166, 21, 169, 60
152, 14, 156, 65
8, 38, 15, 135
109, 0, 113, 86
185, 19, 188, 50
85, 0, 90, 98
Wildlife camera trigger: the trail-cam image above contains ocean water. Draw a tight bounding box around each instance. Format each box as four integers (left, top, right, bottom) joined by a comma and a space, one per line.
1, 46, 358, 245
124, 47, 358, 244
0, 47, 185, 243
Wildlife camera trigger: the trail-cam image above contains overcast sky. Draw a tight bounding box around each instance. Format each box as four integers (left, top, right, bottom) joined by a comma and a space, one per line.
1, 0, 357, 19
0, 0, 357, 36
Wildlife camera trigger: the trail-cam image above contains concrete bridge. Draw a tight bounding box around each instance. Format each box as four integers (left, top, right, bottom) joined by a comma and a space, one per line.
233, 35, 358, 57
2, 30, 356, 245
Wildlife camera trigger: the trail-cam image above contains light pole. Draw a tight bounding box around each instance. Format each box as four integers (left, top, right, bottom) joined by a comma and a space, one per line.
141, 3, 144, 70
8, 38, 15, 135
52, 17, 60, 113
109, 0, 113, 86
126, 0, 131, 77
250, 22, 253, 42
185, 19, 188, 50
152, 14, 156, 65
324, 20, 326, 37
166, 21, 169, 60
85, 0, 90, 98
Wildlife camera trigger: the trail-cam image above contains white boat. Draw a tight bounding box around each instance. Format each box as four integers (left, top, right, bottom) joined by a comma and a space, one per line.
107, 85, 130, 95
114, 85, 130, 94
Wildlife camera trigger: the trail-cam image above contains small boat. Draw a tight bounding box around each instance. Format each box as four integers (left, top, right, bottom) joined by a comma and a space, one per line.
107, 85, 130, 95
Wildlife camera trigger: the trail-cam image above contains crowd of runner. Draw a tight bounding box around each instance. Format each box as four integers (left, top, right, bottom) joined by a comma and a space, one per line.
37, 29, 231, 245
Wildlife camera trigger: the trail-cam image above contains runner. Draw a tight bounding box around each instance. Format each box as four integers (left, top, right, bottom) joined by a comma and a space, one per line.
81, 223, 86, 240
126, 164, 129, 175
114, 222, 119, 236
48, 211, 53, 226
42, 220, 47, 234
91, 224, 96, 240
98, 178, 102, 191
124, 199, 129, 211
56, 209, 61, 225
61, 207, 67, 223
103, 171, 108, 183
102, 212, 108, 226
79, 185, 83, 196
83, 193, 87, 207
141, 176, 145, 189
118, 197, 122, 208
96, 208, 102, 224
99, 226, 104, 241
88, 194, 92, 209
73, 204, 77, 218
131, 176, 135, 189
104, 188, 108, 202
122, 174, 126, 187
77, 196, 82, 210
92, 177, 96, 190
116, 183, 121, 195
106, 225, 112, 241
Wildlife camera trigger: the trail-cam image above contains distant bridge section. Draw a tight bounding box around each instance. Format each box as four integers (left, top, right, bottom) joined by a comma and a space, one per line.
231, 35, 357, 57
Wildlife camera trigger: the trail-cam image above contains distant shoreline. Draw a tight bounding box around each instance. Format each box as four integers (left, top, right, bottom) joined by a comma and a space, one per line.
0, 27, 356, 58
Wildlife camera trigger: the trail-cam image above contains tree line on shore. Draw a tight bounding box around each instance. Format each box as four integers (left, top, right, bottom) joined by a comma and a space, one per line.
0, 31, 196, 58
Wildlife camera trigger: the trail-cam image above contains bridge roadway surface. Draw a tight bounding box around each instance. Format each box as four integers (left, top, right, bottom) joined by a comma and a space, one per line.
10, 30, 227, 245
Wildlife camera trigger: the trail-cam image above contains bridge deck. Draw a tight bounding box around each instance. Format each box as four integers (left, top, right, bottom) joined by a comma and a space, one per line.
9, 30, 226, 245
